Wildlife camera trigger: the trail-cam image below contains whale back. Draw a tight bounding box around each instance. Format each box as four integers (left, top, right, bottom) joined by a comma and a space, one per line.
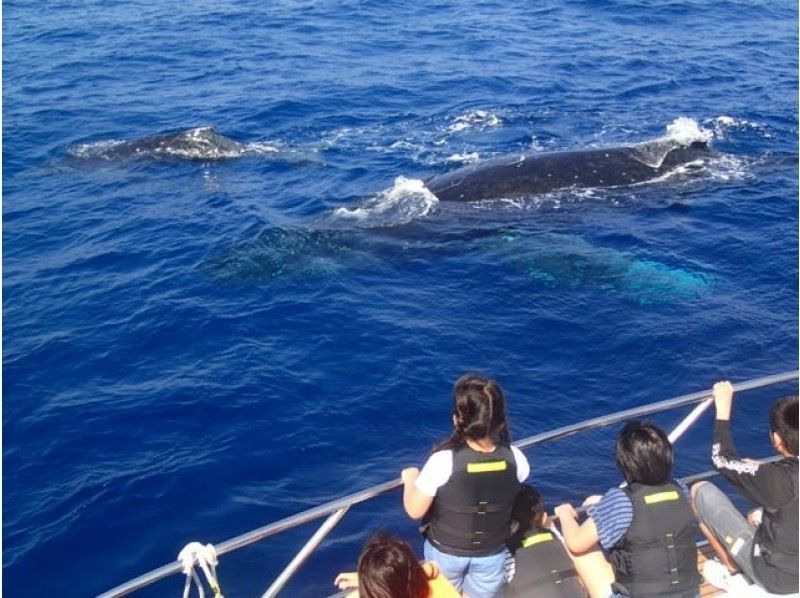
72, 126, 246, 161
425, 141, 714, 202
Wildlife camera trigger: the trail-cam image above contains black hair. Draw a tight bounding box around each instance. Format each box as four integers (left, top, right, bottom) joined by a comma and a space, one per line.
511, 484, 547, 536
615, 421, 673, 485
433, 373, 512, 452
770, 396, 798, 457
357, 532, 430, 598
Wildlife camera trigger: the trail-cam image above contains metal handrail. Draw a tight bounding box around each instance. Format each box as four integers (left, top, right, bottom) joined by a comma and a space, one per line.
98, 370, 798, 597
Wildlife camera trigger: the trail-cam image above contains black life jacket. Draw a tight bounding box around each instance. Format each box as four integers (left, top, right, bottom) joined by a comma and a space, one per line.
425, 445, 520, 556
753, 457, 799, 591
609, 481, 700, 598
506, 527, 584, 598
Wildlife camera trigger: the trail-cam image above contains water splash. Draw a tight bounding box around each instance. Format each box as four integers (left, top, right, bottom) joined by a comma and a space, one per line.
331, 176, 439, 227
665, 117, 713, 145
629, 117, 714, 168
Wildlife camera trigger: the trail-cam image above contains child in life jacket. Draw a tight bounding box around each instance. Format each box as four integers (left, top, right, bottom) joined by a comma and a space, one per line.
505, 484, 586, 597
691, 381, 798, 595
334, 532, 459, 598
555, 421, 700, 598
400, 373, 530, 597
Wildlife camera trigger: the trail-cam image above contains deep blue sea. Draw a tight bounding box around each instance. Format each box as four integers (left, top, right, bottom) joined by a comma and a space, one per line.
4, 0, 798, 596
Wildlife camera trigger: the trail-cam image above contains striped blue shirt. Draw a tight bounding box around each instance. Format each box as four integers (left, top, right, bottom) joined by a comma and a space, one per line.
587, 481, 691, 550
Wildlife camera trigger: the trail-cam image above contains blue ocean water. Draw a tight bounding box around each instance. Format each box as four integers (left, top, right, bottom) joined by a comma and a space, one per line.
4, 0, 798, 596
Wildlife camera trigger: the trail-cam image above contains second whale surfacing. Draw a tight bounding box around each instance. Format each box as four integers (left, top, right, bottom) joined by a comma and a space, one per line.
70, 126, 249, 161
425, 140, 715, 202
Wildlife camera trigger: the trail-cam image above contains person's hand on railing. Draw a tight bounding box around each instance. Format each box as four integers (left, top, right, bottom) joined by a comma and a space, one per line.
582, 495, 602, 508
401, 467, 420, 485
333, 571, 359, 597
554, 503, 578, 522
712, 381, 734, 421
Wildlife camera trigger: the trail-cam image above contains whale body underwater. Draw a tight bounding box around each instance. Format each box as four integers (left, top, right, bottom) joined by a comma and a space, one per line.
424, 140, 714, 201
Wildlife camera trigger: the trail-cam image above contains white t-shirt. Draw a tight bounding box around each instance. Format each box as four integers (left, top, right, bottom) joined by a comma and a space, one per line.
415, 445, 530, 497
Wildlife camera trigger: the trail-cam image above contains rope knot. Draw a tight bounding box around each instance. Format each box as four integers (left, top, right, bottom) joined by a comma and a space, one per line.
178, 542, 223, 598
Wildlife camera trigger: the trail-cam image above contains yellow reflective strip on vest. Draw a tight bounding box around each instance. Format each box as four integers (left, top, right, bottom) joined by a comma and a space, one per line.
644, 490, 680, 504
466, 460, 507, 473
521, 532, 554, 548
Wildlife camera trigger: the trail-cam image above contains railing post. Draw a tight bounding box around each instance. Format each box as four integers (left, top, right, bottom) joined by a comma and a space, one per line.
262, 507, 350, 598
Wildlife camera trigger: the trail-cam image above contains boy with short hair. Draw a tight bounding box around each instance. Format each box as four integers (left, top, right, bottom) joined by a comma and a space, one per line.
556, 421, 700, 598
691, 381, 799, 595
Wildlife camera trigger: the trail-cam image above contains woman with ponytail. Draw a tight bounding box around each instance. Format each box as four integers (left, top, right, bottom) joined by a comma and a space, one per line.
401, 374, 530, 597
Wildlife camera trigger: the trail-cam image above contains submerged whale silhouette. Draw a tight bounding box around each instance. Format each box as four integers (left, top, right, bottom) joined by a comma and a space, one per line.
71, 126, 248, 161
425, 140, 714, 201
201, 226, 713, 303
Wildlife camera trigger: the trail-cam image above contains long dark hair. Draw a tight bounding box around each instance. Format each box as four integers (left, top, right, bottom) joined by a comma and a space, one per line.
508, 484, 547, 549
434, 373, 512, 452
357, 532, 430, 598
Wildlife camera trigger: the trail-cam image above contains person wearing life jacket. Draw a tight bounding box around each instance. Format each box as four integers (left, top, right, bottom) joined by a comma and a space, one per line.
401, 374, 530, 597
691, 382, 798, 595
555, 421, 700, 598
334, 531, 460, 598
505, 484, 586, 597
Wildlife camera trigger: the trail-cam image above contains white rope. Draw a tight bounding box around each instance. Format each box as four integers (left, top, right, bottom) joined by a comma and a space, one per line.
178, 542, 223, 598
668, 398, 713, 444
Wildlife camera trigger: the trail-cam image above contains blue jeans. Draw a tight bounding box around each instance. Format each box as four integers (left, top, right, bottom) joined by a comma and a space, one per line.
424, 539, 506, 597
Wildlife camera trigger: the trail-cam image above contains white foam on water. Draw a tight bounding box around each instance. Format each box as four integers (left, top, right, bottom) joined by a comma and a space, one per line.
447, 109, 502, 133
638, 152, 750, 186
244, 141, 281, 155
445, 152, 481, 164
705, 115, 772, 140
664, 116, 713, 145
703, 153, 751, 182
331, 176, 439, 227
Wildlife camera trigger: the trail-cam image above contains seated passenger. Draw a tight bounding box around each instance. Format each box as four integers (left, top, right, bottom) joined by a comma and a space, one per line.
334, 531, 459, 598
555, 421, 700, 598
505, 484, 586, 597
400, 374, 530, 598
691, 381, 798, 595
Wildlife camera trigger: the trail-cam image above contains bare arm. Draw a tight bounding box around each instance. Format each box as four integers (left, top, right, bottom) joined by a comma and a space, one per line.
555, 503, 601, 554
402, 467, 434, 519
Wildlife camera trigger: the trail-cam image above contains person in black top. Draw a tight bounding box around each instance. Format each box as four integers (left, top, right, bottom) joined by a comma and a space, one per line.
691, 381, 799, 595
505, 485, 585, 597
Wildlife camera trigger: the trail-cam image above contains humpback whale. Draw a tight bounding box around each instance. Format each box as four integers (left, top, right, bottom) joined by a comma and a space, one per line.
70, 126, 248, 161
201, 225, 713, 302
425, 140, 714, 202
